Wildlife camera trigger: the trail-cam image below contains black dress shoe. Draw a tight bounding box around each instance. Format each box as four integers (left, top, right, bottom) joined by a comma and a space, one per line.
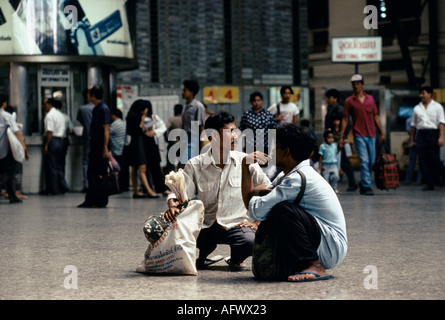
360, 188, 374, 195
77, 202, 93, 208
9, 197, 22, 204
133, 194, 146, 199
147, 194, 160, 199
422, 186, 434, 191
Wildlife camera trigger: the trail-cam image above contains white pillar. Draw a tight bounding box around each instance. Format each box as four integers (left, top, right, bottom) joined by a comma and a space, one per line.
9, 63, 28, 134
87, 64, 102, 87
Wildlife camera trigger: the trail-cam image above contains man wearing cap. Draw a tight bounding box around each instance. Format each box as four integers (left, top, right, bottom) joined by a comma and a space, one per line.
339, 74, 385, 195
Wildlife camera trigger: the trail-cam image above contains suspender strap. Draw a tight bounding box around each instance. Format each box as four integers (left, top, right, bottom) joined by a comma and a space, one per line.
293, 170, 306, 205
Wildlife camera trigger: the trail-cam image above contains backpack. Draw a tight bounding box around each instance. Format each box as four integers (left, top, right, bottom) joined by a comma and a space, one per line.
273, 103, 281, 120
252, 170, 306, 281
374, 143, 399, 191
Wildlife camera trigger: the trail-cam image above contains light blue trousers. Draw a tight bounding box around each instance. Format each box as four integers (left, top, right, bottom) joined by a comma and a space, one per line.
354, 136, 376, 190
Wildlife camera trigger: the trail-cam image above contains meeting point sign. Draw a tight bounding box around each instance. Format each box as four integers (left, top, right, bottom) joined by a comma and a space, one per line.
331, 36, 382, 64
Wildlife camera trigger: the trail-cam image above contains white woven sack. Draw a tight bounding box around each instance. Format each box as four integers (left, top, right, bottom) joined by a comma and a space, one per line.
136, 199, 204, 275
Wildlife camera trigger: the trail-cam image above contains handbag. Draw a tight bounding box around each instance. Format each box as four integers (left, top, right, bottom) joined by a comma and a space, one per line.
106, 162, 121, 195
374, 142, 399, 191
273, 103, 281, 119
6, 128, 25, 163
252, 170, 306, 281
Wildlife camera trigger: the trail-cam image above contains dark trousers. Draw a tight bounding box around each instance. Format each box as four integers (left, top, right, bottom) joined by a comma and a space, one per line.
144, 138, 168, 193
83, 137, 109, 207
113, 153, 129, 192
0, 152, 20, 202
417, 129, 445, 188
255, 203, 321, 280
197, 223, 255, 264
44, 137, 68, 194
81, 138, 90, 189
340, 148, 357, 189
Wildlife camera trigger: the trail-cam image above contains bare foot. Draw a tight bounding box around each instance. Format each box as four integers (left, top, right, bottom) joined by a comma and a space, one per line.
287, 261, 327, 281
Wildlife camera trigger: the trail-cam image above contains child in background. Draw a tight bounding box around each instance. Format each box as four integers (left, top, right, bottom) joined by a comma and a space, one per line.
330, 116, 343, 171
319, 129, 340, 193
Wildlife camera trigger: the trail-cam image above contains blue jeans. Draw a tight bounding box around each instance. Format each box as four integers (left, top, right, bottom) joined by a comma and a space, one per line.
354, 136, 376, 190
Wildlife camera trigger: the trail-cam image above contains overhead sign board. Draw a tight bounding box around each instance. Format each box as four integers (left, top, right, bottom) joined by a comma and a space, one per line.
203, 86, 239, 104
331, 36, 382, 63
39, 65, 70, 87
0, 0, 134, 59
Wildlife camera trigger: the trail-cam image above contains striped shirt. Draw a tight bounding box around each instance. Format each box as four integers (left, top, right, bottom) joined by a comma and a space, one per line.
110, 118, 127, 156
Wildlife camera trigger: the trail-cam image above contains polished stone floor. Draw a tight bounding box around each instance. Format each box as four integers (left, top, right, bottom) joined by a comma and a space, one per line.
1, 181, 444, 301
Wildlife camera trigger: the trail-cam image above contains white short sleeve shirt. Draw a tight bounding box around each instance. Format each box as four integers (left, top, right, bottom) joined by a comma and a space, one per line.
411, 99, 445, 130
44, 108, 66, 138
167, 150, 271, 230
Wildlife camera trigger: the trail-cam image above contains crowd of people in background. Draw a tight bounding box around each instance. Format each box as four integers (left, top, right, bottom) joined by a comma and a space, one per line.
1, 77, 444, 283
1, 76, 445, 207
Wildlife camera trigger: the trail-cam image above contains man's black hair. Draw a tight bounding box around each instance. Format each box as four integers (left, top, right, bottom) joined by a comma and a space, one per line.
0, 94, 8, 106
276, 124, 315, 163
419, 86, 433, 94
280, 85, 294, 96
183, 80, 200, 96
46, 98, 59, 108
174, 104, 183, 115
204, 111, 235, 132
53, 99, 63, 109
112, 108, 123, 119
89, 85, 104, 100
325, 88, 340, 100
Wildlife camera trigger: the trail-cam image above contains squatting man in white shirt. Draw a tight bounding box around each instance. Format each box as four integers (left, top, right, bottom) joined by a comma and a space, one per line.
163, 112, 271, 271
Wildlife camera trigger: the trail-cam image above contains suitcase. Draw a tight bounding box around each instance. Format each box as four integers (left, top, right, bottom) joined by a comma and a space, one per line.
374, 143, 399, 191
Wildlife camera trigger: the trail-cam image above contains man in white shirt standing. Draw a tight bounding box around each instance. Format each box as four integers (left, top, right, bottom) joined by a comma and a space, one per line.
42, 98, 68, 195
409, 86, 445, 191
268, 86, 300, 125
164, 112, 270, 271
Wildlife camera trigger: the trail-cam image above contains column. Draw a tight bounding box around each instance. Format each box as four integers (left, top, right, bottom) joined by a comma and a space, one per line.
9, 63, 28, 135
87, 64, 102, 87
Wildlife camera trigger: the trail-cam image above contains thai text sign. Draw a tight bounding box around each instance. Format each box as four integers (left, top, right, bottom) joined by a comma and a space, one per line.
332, 37, 382, 63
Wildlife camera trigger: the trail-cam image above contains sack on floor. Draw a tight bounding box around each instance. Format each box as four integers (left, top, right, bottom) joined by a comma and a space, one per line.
136, 200, 204, 275
136, 170, 204, 275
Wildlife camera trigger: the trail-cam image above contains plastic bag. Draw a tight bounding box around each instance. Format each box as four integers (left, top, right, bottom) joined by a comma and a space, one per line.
7, 128, 25, 163
136, 170, 204, 275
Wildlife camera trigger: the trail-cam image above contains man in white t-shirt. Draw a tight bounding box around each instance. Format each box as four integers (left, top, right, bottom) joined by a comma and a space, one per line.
409, 86, 445, 191
42, 98, 68, 195
268, 86, 300, 125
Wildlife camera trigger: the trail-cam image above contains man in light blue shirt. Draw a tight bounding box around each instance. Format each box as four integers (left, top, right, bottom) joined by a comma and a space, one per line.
242, 124, 347, 281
